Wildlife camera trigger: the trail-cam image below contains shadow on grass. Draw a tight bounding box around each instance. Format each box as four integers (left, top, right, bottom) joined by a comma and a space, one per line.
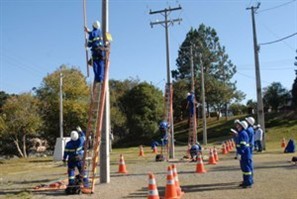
182, 182, 241, 192
28, 159, 53, 163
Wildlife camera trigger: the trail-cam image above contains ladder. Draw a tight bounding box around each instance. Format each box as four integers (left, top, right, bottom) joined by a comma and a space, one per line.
163, 83, 173, 159
82, 46, 111, 193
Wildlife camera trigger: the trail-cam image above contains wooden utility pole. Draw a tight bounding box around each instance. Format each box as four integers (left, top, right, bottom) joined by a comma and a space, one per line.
149, 5, 182, 159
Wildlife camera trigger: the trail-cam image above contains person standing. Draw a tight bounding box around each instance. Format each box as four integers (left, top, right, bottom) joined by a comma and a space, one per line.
254, 124, 263, 152
63, 130, 89, 189
85, 21, 105, 82
235, 120, 253, 188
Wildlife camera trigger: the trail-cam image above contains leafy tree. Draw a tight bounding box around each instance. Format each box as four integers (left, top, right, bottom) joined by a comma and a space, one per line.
0, 91, 11, 112
0, 93, 42, 157
292, 55, 297, 108
172, 79, 191, 121
121, 82, 164, 143
246, 99, 257, 114
229, 103, 247, 116
263, 82, 291, 112
172, 24, 244, 115
110, 78, 139, 140
36, 65, 89, 145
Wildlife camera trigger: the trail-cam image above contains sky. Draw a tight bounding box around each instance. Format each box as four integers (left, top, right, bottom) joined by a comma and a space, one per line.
1, 0, 296, 104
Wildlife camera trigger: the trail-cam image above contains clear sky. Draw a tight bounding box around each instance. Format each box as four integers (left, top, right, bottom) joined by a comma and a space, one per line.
1, 0, 296, 104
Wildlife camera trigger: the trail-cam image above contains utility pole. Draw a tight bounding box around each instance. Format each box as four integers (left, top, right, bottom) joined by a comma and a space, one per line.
59, 73, 63, 138
190, 45, 197, 144
100, 0, 110, 183
247, 3, 266, 150
149, 5, 182, 159
200, 54, 207, 145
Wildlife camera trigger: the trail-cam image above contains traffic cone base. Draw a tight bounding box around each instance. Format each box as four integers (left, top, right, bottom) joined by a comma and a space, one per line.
208, 149, 217, 165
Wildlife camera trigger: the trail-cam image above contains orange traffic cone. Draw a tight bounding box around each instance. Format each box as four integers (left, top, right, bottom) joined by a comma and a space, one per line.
208, 148, 217, 165
229, 140, 234, 150
139, 145, 145, 157
213, 147, 219, 162
147, 173, 160, 199
195, 153, 207, 173
153, 146, 158, 154
171, 164, 184, 198
281, 138, 286, 148
222, 143, 227, 155
118, 154, 128, 174
164, 166, 178, 199
231, 139, 235, 148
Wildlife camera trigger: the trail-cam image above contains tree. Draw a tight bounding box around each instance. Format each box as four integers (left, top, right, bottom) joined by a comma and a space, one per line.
172, 24, 244, 115
172, 79, 191, 121
229, 103, 247, 116
0, 93, 42, 157
263, 82, 291, 112
110, 78, 139, 140
36, 65, 89, 145
0, 91, 11, 112
246, 99, 257, 114
121, 82, 164, 143
292, 51, 297, 108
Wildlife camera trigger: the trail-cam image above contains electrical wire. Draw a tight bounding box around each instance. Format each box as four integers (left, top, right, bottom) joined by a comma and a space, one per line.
259, 32, 297, 46
258, 0, 297, 13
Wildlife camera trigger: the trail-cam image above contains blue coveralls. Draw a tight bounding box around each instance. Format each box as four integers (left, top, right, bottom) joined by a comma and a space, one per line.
190, 144, 201, 159
236, 129, 253, 187
63, 132, 89, 187
159, 121, 169, 146
246, 125, 255, 182
87, 28, 105, 82
187, 93, 195, 117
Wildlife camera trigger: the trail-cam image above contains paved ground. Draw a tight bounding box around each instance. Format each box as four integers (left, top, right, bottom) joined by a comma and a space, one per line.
1, 146, 297, 199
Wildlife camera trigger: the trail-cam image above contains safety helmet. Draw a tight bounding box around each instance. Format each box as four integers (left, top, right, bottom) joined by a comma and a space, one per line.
234, 119, 240, 124
92, 21, 100, 29
71, 130, 79, 141
257, 124, 261, 128
76, 126, 82, 132
245, 117, 255, 126
239, 121, 248, 130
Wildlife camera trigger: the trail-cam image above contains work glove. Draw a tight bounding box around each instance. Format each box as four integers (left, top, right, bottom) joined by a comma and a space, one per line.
84, 26, 90, 33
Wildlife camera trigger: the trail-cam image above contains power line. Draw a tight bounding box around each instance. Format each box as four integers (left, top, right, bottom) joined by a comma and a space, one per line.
259, 32, 297, 46
258, 0, 296, 13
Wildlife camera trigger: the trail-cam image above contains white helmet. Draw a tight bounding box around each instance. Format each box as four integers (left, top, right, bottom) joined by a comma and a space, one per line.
239, 121, 248, 130
245, 117, 255, 126
71, 130, 79, 141
234, 119, 240, 124
92, 21, 100, 29
76, 126, 82, 132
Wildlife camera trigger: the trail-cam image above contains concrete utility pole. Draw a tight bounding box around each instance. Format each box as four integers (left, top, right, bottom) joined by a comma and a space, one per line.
149, 5, 182, 159
199, 54, 207, 145
100, 0, 110, 183
190, 45, 197, 144
59, 73, 63, 138
247, 3, 266, 150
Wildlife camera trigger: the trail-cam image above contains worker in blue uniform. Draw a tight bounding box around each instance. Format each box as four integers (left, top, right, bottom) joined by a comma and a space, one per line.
186, 92, 195, 117
245, 116, 255, 184
85, 21, 105, 82
190, 142, 202, 161
235, 120, 253, 188
159, 121, 169, 146
63, 129, 89, 188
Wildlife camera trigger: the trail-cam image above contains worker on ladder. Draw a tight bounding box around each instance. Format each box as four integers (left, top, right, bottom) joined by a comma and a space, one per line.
85, 20, 105, 82
186, 91, 195, 118
63, 129, 89, 193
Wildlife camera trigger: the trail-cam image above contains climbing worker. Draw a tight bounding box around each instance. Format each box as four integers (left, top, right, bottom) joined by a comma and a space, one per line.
159, 121, 169, 146
190, 142, 202, 161
235, 120, 253, 188
85, 20, 105, 82
254, 124, 263, 152
63, 130, 89, 192
186, 92, 195, 118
